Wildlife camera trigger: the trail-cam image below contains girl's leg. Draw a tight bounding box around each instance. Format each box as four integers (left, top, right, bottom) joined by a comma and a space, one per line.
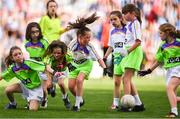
177, 96, 180, 103
73, 72, 86, 110
41, 80, 48, 108
58, 78, 66, 95
123, 68, 134, 94
5, 83, 22, 109
112, 75, 122, 109
58, 78, 71, 109
123, 68, 144, 111
166, 77, 180, 116
68, 78, 76, 96
29, 100, 39, 111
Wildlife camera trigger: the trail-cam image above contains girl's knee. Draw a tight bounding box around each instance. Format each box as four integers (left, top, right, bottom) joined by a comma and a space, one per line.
29, 107, 38, 111
114, 80, 120, 86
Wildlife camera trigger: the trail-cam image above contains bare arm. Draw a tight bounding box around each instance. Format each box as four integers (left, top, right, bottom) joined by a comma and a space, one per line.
104, 47, 113, 59
149, 60, 160, 71
127, 39, 141, 53
98, 59, 107, 68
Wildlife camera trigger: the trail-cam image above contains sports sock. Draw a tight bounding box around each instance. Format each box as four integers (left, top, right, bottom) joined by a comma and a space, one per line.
171, 107, 178, 116
75, 96, 82, 108
113, 98, 119, 106
62, 93, 67, 99
133, 95, 142, 105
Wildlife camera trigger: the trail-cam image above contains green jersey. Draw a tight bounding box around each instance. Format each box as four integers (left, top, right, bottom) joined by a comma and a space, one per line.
156, 38, 180, 69
48, 54, 73, 72
25, 38, 49, 61
39, 15, 64, 43
2, 59, 45, 89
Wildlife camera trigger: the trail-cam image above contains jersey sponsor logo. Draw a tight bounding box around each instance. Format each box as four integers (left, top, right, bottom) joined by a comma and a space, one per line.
21, 78, 32, 85
114, 42, 123, 48
167, 57, 180, 63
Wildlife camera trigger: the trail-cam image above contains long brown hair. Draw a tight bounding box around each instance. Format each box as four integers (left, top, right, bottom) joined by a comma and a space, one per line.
68, 12, 99, 36
25, 22, 43, 41
122, 4, 142, 24
5, 46, 22, 66
159, 23, 180, 38
43, 40, 67, 58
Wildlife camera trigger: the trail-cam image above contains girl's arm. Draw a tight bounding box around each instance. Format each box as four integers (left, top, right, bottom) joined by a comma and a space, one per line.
104, 47, 113, 59
127, 39, 141, 53
98, 59, 107, 68
138, 60, 160, 76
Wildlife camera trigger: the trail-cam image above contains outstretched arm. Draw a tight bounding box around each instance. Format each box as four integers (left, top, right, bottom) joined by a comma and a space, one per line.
104, 47, 113, 59
98, 59, 107, 68
138, 60, 160, 76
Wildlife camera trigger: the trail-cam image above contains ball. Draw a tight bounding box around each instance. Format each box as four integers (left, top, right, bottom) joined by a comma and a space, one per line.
121, 94, 135, 108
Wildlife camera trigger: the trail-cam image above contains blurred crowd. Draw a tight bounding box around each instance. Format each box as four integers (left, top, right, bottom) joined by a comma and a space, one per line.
0, 0, 180, 73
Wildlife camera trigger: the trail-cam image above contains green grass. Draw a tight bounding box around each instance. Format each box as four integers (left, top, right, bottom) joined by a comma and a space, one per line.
0, 76, 179, 118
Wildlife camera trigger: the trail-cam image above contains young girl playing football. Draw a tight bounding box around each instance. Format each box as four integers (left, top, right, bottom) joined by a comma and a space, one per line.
0, 46, 59, 111
24, 22, 49, 108
43, 40, 75, 109
103, 10, 127, 110
68, 13, 106, 111
120, 4, 145, 111
138, 23, 180, 118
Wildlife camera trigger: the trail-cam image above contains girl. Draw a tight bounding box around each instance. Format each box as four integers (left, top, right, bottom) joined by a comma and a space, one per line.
103, 11, 127, 110
138, 23, 180, 118
68, 13, 106, 111
120, 4, 145, 111
0, 46, 58, 111
24, 22, 49, 108
39, 0, 71, 43
43, 40, 74, 109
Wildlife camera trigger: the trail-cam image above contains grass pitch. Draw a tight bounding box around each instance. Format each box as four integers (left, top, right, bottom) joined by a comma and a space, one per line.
0, 76, 179, 118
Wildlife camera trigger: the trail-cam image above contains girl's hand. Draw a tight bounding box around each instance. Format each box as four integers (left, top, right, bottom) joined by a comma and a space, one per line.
53, 71, 64, 77
138, 69, 152, 76
98, 59, 106, 68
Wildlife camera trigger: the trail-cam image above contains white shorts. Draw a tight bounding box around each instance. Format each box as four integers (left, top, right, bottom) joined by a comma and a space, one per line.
52, 70, 68, 83
39, 72, 48, 81
166, 65, 180, 85
20, 83, 43, 102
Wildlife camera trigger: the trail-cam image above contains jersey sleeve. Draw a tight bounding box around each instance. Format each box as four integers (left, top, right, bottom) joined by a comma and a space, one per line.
1, 65, 15, 82
65, 53, 73, 63
132, 20, 141, 41
155, 46, 164, 63
42, 38, 49, 49
108, 30, 113, 47
24, 59, 45, 72
88, 42, 101, 61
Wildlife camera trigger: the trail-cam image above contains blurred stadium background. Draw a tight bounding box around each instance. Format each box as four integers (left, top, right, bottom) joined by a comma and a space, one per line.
0, 0, 179, 77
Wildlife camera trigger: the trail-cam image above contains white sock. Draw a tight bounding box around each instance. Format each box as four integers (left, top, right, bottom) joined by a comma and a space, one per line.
10, 101, 16, 105
113, 98, 119, 106
62, 93, 67, 99
134, 95, 142, 105
171, 107, 178, 116
75, 96, 82, 108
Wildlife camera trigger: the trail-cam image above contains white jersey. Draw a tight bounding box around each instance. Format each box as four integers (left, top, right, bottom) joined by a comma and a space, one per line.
125, 19, 142, 47
108, 27, 127, 54
68, 39, 100, 61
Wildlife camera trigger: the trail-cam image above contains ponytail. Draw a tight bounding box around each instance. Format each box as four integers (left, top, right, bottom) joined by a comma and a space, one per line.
68, 12, 99, 36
